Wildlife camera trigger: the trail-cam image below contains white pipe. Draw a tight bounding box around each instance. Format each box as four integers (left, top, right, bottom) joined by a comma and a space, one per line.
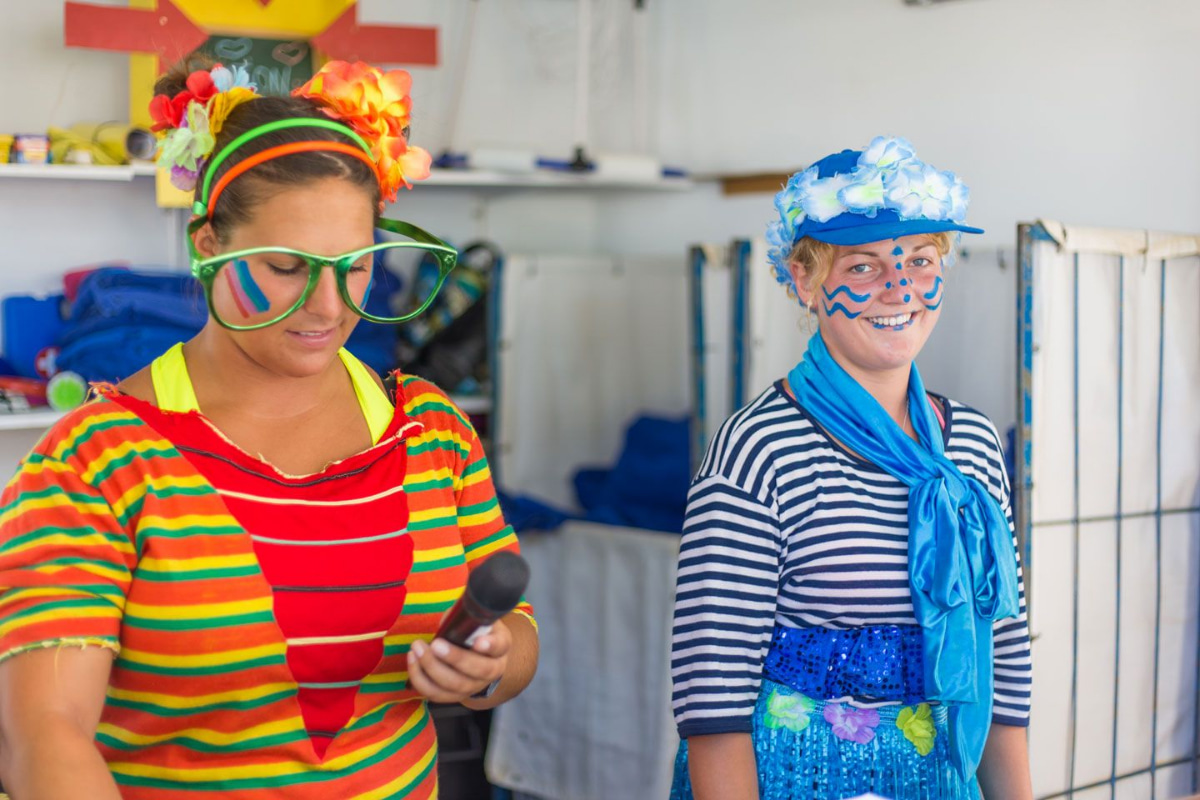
632, 0, 649, 153
574, 0, 592, 151
443, 0, 481, 153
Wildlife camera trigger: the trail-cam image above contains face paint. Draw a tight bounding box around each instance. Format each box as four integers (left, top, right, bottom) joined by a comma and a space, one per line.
903, 294, 911, 302
224, 259, 271, 317
821, 284, 871, 319
885, 282, 892, 289
922, 275, 945, 310
900, 279, 908, 286
892, 246, 904, 256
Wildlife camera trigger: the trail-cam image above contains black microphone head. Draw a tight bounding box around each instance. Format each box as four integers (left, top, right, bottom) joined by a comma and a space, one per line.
465, 551, 530, 614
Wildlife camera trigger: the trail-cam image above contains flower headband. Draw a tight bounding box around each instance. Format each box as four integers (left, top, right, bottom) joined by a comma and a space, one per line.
151, 60, 431, 205
766, 137, 983, 288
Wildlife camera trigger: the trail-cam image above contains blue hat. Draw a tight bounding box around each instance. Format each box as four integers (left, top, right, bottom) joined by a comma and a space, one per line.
766, 137, 983, 286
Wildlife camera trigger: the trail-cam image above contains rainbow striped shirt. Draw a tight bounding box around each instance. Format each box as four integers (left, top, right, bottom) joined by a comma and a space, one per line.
0, 375, 532, 799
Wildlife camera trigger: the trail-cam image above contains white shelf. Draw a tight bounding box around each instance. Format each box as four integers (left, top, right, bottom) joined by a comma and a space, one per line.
0, 163, 691, 191
449, 395, 492, 414
0, 408, 66, 431
422, 169, 693, 191
0, 163, 156, 182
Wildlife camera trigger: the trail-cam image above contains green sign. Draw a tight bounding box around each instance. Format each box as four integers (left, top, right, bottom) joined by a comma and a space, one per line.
199, 35, 315, 96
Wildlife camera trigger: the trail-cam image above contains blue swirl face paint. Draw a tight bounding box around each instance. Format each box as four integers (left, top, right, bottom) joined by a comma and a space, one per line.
822, 285, 871, 303
822, 300, 865, 319
820, 283, 871, 319
922, 275, 945, 310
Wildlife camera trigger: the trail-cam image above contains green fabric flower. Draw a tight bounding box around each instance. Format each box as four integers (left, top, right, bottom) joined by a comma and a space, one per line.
763, 688, 815, 732
895, 703, 936, 756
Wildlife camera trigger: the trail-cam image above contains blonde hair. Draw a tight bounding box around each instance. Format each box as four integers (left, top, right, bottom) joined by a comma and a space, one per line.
786, 232, 955, 310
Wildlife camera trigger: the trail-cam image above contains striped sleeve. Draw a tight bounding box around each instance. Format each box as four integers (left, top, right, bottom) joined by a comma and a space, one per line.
400, 375, 535, 629
455, 425, 535, 628
671, 473, 782, 738
0, 450, 135, 663
991, 447, 1032, 727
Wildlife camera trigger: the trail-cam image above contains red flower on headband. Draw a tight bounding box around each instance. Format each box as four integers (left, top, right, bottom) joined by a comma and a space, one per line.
293, 60, 431, 201
149, 90, 195, 132
148, 66, 221, 132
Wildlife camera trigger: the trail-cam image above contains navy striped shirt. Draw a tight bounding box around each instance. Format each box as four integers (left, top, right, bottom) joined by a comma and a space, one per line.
671, 382, 1032, 738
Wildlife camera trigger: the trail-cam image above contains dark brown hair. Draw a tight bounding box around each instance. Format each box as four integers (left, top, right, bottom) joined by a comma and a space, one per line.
155, 59, 380, 241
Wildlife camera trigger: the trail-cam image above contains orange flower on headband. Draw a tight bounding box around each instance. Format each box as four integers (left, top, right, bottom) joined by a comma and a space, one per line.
293, 61, 431, 201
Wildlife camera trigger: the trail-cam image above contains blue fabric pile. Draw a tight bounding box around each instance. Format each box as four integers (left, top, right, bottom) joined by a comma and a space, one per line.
499, 415, 692, 535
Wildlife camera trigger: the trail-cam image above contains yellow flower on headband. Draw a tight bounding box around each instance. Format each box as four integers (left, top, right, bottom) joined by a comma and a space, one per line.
293, 60, 431, 201
208, 87, 257, 137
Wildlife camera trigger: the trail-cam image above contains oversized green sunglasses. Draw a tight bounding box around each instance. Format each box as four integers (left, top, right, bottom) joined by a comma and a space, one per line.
188, 216, 458, 331
188, 118, 458, 331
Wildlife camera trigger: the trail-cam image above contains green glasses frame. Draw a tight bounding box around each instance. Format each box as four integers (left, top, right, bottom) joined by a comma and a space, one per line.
188, 216, 458, 332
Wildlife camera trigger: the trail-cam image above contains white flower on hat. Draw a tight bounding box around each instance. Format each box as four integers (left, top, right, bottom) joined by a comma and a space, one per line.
886, 163, 954, 220
858, 136, 916, 178
840, 167, 885, 217
802, 173, 853, 223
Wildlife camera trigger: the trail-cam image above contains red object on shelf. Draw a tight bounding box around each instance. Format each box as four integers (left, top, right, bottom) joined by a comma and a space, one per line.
63, 0, 208, 71
312, 7, 438, 66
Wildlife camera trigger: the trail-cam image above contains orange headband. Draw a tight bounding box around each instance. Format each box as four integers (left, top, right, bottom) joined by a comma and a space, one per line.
206, 141, 378, 218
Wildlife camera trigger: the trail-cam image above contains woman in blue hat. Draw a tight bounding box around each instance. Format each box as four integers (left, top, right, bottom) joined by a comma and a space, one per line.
669, 137, 1033, 799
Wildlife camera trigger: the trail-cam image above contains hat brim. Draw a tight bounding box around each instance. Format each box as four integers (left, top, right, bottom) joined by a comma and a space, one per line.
808, 219, 984, 246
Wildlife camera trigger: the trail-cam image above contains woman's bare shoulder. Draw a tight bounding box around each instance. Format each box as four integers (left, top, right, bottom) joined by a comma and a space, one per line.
116, 366, 157, 406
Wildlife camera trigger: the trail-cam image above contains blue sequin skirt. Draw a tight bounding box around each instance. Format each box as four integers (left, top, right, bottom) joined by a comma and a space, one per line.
669, 678, 978, 800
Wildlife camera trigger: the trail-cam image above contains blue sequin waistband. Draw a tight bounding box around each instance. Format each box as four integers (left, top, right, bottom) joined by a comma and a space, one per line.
762, 623, 927, 706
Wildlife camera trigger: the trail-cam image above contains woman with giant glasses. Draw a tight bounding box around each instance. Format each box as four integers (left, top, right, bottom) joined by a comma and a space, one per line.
0, 61, 538, 800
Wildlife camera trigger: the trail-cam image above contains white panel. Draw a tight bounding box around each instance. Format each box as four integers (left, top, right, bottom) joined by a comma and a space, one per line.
487, 523, 679, 800
697, 246, 733, 449
1116, 516, 1160, 776
1114, 773, 1152, 800
916, 246, 1016, 432
1077, 254, 1122, 521
1121, 257, 1164, 517
1031, 240, 1077, 524
1156, 513, 1200, 766
495, 255, 689, 509
1030, 521, 1076, 798
1074, 521, 1120, 787
1160, 258, 1200, 511
743, 237, 811, 400
1152, 761, 1196, 800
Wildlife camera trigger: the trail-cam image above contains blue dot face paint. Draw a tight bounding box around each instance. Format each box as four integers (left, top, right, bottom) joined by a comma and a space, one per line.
892, 246, 904, 256
885, 282, 892, 289
903, 294, 911, 303
895, 262, 903, 270
900, 279, 908, 287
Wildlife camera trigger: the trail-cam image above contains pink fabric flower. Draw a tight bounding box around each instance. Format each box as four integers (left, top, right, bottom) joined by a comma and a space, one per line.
823, 702, 881, 745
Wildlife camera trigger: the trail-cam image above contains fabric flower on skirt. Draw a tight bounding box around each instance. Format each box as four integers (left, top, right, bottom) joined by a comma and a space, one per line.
895, 703, 937, 756
822, 702, 881, 745
763, 688, 816, 733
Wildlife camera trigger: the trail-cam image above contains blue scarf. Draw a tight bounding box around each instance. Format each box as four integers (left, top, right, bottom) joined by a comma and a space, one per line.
787, 332, 1020, 781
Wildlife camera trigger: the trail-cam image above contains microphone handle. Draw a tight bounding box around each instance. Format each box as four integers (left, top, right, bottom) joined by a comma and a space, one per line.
437, 591, 504, 648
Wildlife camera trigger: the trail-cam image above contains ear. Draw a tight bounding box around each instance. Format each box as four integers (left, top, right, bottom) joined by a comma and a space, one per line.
377, 200, 387, 216
191, 222, 220, 260
788, 261, 817, 313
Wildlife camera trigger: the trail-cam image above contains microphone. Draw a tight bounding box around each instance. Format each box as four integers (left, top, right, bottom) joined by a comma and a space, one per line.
436, 551, 530, 648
